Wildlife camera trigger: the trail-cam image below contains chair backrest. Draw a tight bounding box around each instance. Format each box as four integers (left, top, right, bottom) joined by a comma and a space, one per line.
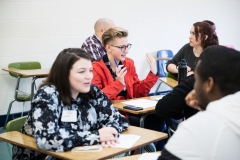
8, 61, 41, 77
6, 116, 27, 132
165, 118, 180, 138
157, 50, 174, 77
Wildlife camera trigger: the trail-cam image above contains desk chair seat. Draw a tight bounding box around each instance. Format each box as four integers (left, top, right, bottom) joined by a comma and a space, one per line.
154, 50, 174, 95
165, 118, 180, 138
6, 116, 27, 132
144, 143, 157, 153
4, 61, 41, 128
16, 94, 31, 101
6, 116, 53, 160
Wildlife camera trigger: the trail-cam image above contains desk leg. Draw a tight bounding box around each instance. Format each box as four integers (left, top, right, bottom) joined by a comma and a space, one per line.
31, 76, 38, 101
140, 112, 154, 128
139, 112, 156, 153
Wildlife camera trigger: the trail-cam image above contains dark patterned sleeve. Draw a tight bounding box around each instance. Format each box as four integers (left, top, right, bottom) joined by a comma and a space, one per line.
31, 86, 101, 152
92, 85, 129, 135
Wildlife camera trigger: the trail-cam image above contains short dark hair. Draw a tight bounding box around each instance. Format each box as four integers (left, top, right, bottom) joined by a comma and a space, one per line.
41, 48, 93, 105
193, 22, 219, 49
196, 45, 240, 96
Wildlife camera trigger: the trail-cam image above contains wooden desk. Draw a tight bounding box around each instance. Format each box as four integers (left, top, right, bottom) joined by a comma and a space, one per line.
159, 77, 178, 88
2, 68, 49, 77
112, 96, 159, 115
112, 96, 164, 153
2, 68, 49, 100
112, 96, 163, 129
0, 126, 167, 160
114, 151, 161, 160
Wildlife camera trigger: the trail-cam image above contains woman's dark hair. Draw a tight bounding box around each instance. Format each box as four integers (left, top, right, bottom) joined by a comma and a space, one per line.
193, 22, 219, 49
41, 48, 94, 105
197, 45, 240, 96
202, 20, 215, 26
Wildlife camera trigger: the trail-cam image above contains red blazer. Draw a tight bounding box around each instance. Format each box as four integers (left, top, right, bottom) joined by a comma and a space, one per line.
92, 58, 159, 100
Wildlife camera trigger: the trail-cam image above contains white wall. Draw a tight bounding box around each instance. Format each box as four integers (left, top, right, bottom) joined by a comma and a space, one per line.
0, 0, 240, 115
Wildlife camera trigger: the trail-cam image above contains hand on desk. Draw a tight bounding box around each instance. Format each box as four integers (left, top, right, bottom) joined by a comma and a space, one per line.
101, 139, 120, 148
98, 127, 120, 147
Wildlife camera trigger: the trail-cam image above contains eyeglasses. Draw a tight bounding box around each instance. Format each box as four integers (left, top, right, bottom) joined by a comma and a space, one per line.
110, 43, 132, 52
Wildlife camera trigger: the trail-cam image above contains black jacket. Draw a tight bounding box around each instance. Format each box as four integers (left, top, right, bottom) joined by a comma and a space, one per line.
155, 75, 198, 120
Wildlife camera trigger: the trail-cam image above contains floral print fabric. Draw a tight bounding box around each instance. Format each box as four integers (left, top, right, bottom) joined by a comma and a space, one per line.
12, 84, 129, 160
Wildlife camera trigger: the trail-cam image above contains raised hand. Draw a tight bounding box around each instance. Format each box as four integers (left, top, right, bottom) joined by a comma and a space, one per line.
146, 53, 157, 75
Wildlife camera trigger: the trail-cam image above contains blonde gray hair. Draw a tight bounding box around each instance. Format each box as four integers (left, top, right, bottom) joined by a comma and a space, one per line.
102, 27, 128, 47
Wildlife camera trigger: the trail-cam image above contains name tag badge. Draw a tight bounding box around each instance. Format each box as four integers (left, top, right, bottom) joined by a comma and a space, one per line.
61, 110, 77, 122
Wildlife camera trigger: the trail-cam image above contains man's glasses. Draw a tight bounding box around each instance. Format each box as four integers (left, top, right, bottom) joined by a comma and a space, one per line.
110, 44, 132, 52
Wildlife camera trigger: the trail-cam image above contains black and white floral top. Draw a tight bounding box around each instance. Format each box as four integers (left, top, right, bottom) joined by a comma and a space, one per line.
12, 84, 129, 160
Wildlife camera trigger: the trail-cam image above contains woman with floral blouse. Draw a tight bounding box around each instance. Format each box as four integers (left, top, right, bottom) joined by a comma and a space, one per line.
12, 48, 129, 160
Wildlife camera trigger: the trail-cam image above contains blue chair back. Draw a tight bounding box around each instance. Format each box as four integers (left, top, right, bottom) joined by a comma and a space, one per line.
157, 50, 174, 77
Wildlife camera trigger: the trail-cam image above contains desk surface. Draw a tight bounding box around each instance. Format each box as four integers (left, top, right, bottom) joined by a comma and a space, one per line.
159, 77, 178, 88
2, 68, 49, 77
114, 151, 161, 160
112, 96, 162, 115
0, 126, 167, 160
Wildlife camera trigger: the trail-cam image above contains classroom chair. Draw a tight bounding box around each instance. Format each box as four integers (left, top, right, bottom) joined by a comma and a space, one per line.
165, 118, 180, 138
154, 50, 174, 95
4, 116, 27, 160
6, 116, 27, 132
6, 116, 53, 160
144, 143, 157, 153
4, 61, 41, 128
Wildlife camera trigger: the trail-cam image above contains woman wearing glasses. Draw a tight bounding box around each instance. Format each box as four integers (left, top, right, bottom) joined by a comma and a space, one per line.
92, 27, 158, 102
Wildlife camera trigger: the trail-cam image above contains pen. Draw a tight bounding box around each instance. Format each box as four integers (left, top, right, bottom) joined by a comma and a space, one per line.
114, 58, 118, 67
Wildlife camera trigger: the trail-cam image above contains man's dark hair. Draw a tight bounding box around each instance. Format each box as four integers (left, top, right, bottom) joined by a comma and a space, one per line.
41, 48, 94, 105
196, 45, 240, 96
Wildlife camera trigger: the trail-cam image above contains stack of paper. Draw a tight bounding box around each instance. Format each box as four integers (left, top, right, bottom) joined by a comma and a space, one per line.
71, 145, 102, 152
154, 95, 165, 101
138, 153, 161, 160
113, 134, 140, 148
71, 134, 140, 152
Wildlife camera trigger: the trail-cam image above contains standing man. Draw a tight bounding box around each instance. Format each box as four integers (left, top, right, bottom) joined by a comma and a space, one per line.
81, 18, 115, 61
158, 45, 240, 160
